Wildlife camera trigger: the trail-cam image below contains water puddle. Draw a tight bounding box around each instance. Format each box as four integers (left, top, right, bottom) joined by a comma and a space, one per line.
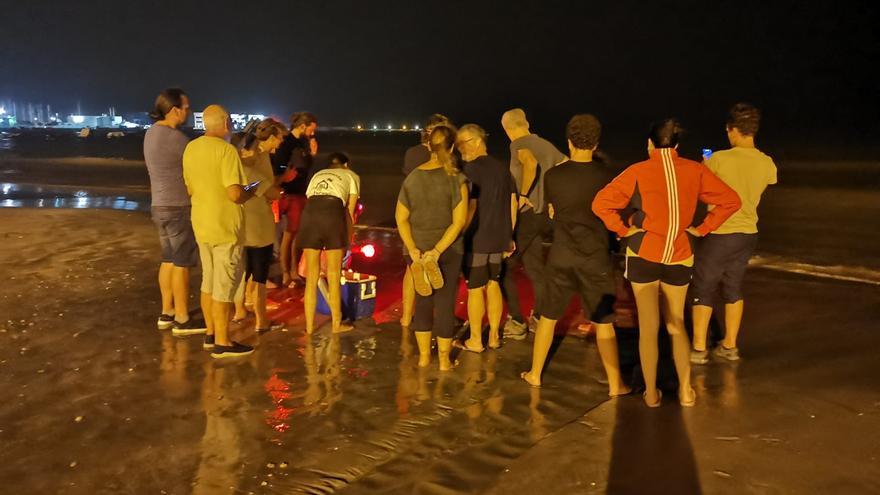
0, 182, 148, 211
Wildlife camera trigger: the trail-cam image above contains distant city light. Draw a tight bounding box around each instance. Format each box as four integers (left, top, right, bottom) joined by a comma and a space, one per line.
387, 124, 392, 130
414, 125, 420, 130
402, 125, 407, 130
0, 107, 5, 115
356, 124, 363, 130
372, 124, 378, 130
71, 115, 85, 124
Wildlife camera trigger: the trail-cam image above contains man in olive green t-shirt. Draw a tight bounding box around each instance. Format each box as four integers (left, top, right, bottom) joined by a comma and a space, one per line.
691, 103, 777, 364
183, 104, 256, 359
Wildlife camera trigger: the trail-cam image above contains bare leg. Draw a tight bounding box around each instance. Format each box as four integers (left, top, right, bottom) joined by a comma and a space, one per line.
465, 287, 486, 351
692, 304, 713, 352
415, 330, 432, 367
486, 281, 503, 349
171, 266, 190, 323
326, 249, 352, 333
722, 300, 744, 349
158, 263, 174, 315
595, 322, 631, 396
254, 283, 267, 329
660, 282, 695, 405
437, 337, 456, 371
303, 248, 320, 334
201, 291, 214, 336
631, 281, 661, 405
232, 273, 247, 321
522, 316, 555, 387
281, 231, 294, 286
401, 266, 415, 327
245, 279, 256, 309
212, 300, 232, 346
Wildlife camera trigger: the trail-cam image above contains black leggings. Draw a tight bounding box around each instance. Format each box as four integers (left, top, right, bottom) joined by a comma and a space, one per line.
411, 248, 463, 339
245, 244, 273, 284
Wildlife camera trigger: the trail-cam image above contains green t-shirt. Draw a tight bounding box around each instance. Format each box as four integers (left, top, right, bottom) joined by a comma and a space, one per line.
398, 167, 467, 251
183, 136, 247, 245
706, 147, 777, 234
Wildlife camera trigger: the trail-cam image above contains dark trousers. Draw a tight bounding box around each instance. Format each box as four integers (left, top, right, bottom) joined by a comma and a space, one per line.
502, 209, 551, 321
412, 248, 463, 339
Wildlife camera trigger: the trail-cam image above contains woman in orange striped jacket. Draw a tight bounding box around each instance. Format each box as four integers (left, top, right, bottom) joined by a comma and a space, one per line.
592, 119, 741, 408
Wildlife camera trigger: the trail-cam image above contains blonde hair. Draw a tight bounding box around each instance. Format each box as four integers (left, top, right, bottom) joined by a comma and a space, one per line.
501, 108, 529, 130
429, 126, 458, 176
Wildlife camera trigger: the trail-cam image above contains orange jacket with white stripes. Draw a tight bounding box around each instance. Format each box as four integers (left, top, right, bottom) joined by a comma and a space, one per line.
592, 148, 742, 264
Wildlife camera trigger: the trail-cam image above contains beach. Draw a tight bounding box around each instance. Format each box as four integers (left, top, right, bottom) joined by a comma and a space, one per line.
1, 129, 879, 493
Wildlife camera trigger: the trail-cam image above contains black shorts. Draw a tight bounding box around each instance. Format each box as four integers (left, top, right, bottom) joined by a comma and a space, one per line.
463, 252, 504, 289
296, 196, 349, 251
245, 244, 273, 284
541, 249, 616, 323
691, 233, 758, 306
625, 255, 693, 286
151, 206, 198, 267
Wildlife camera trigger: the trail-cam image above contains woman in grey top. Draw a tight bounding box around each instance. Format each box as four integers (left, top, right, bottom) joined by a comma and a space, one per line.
396, 126, 468, 371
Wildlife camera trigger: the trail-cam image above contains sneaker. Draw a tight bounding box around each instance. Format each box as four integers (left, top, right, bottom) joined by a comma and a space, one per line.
503, 316, 528, 341
157, 314, 175, 330
210, 342, 255, 359
690, 349, 710, 365
712, 346, 740, 361
203, 334, 215, 350
410, 260, 433, 296
172, 318, 207, 336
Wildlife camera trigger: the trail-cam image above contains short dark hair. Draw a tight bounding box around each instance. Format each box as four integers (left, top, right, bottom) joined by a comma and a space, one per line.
290, 112, 317, 129
648, 118, 684, 148
149, 88, 186, 121
726, 103, 761, 136
328, 152, 350, 168
566, 114, 601, 150
422, 113, 451, 143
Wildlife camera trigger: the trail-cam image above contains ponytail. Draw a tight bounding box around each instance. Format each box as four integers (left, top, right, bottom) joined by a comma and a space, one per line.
428, 125, 458, 176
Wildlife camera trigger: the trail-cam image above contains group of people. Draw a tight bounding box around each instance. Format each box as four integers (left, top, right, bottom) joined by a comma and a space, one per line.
398, 104, 775, 408
144, 88, 360, 359
143, 86, 777, 407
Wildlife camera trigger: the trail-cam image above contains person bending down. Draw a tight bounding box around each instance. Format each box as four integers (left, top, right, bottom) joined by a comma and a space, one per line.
396, 126, 468, 371
521, 114, 630, 396
592, 118, 741, 407
299, 152, 360, 334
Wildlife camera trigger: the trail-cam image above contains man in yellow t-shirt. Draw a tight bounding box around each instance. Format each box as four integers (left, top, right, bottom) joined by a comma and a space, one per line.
183, 104, 255, 359
691, 103, 778, 364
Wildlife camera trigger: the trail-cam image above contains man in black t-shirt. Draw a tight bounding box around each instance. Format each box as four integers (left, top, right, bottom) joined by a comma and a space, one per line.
272, 112, 317, 287
455, 124, 517, 352
521, 115, 629, 397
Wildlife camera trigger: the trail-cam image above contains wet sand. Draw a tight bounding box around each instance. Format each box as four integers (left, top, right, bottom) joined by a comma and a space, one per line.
1, 209, 878, 494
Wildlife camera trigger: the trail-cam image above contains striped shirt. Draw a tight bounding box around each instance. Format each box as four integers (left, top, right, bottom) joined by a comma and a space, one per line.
592, 148, 741, 264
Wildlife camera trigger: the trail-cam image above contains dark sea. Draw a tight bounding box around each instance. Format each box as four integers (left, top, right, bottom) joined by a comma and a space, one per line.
1, 127, 878, 280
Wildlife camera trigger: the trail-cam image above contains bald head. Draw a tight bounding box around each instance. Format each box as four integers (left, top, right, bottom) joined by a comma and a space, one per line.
501, 108, 529, 131
203, 104, 230, 136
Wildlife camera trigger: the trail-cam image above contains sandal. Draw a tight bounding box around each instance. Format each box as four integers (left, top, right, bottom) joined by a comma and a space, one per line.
410, 260, 433, 296
643, 389, 663, 408
423, 257, 444, 290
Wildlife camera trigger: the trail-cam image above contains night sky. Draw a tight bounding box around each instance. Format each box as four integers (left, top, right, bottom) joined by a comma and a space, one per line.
1, 0, 878, 142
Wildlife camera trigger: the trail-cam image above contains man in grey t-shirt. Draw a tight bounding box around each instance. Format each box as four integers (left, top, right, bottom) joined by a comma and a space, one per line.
143, 88, 204, 335
500, 108, 567, 338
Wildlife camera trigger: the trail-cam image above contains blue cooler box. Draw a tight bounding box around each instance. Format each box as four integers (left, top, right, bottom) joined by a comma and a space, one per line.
317, 271, 377, 320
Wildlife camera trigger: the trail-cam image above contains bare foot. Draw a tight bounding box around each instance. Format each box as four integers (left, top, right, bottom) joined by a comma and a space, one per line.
400, 314, 412, 327
609, 385, 633, 398
453, 339, 484, 353
332, 323, 354, 334
418, 354, 431, 368
488, 331, 501, 349
520, 371, 541, 388
679, 387, 696, 407
439, 358, 459, 372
